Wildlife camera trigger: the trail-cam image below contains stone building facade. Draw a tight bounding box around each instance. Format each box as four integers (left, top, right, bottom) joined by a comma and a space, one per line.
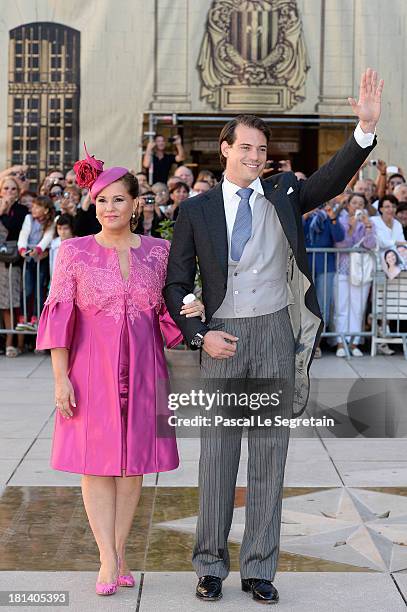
0, 0, 404, 185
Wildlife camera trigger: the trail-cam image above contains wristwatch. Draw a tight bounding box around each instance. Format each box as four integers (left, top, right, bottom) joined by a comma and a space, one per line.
190, 331, 208, 349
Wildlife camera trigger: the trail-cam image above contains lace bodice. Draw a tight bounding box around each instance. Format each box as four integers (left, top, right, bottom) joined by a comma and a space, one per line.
45, 236, 170, 323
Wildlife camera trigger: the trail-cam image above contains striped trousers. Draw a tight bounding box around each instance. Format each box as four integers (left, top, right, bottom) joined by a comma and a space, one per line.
192, 307, 295, 580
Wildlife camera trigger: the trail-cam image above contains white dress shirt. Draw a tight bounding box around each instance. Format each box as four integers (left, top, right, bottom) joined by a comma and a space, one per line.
371, 215, 405, 250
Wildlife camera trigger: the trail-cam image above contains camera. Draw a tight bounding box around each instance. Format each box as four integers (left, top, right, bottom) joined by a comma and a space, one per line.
265, 161, 280, 170
143, 195, 156, 205
168, 136, 178, 143
369, 160, 378, 166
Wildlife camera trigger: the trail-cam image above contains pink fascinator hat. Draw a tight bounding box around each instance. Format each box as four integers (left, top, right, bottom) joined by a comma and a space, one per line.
73, 144, 128, 201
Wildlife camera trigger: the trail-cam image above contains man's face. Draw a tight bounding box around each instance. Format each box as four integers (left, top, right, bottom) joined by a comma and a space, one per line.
388, 176, 404, 192
154, 136, 166, 152
354, 180, 374, 200
394, 184, 407, 202
396, 209, 407, 227
221, 125, 268, 187
174, 166, 193, 187
193, 181, 211, 195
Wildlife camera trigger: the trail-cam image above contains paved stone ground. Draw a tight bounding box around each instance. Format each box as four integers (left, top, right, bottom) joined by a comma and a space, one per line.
0, 353, 406, 611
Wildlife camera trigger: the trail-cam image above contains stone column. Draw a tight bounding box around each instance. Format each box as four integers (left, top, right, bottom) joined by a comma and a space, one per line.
151, 0, 191, 111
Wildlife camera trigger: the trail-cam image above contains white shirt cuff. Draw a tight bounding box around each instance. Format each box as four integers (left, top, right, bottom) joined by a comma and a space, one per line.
354, 122, 375, 148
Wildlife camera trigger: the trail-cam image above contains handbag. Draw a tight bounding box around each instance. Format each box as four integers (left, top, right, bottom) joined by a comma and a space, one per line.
349, 238, 374, 286
0, 240, 20, 264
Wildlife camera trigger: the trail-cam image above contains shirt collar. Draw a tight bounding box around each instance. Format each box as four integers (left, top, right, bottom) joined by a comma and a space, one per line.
223, 175, 264, 200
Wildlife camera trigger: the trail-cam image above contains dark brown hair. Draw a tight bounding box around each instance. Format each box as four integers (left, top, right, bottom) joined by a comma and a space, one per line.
116, 172, 140, 231
378, 194, 398, 214
32, 195, 55, 232
119, 172, 139, 199
218, 114, 271, 169
169, 181, 190, 194
348, 192, 368, 208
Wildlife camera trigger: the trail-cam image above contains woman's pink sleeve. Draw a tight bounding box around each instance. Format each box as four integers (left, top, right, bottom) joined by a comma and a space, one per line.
159, 301, 184, 349
36, 241, 76, 350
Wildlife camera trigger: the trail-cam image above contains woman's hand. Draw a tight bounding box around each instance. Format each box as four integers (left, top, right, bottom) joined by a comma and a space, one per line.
55, 376, 77, 419
180, 298, 206, 322
0, 196, 12, 215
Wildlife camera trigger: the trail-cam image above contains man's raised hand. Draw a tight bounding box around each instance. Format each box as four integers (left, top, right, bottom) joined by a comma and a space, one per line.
348, 67, 384, 133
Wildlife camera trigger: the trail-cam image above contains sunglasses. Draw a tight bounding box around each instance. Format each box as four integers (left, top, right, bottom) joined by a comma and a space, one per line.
51, 191, 63, 197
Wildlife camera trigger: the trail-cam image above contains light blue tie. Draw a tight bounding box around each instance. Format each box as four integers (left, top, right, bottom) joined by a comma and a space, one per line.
230, 187, 254, 261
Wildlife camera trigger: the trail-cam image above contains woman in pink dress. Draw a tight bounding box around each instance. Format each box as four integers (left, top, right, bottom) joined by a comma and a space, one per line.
36, 148, 204, 596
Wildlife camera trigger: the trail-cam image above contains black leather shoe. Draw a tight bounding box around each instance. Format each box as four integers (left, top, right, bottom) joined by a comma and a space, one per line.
241, 578, 279, 604
196, 575, 223, 601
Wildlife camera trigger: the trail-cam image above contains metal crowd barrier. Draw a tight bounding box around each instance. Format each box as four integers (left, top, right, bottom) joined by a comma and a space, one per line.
3, 248, 404, 360
371, 268, 407, 358
306, 247, 378, 358
0, 258, 42, 336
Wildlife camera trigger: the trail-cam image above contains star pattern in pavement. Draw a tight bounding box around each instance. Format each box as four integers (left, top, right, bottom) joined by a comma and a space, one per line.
155, 487, 407, 572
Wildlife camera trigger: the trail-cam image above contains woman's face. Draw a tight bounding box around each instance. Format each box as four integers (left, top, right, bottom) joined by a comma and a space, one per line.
61, 192, 79, 216
1, 178, 19, 203
172, 186, 189, 204
95, 180, 136, 232
381, 200, 396, 218
60, 199, 77, 216
385, 251, 397, 267
31, 203, 46, 220
348, 195, 365, 213
64, 190, 81, 205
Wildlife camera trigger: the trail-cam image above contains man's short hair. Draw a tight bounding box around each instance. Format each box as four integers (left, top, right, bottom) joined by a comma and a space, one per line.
218, 114, 270, 169
388, 173, 405, 183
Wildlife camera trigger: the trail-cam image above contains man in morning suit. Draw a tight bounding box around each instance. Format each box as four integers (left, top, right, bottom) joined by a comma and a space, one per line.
164, 68, 383, 604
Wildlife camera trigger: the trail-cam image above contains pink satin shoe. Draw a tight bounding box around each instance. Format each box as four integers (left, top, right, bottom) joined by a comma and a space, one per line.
95, 579, 118, 596
117, 556, 136, 588
95, 560, 119, 596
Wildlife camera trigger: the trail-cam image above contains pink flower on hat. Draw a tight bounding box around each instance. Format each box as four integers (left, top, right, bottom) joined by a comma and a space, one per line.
73, 143, 104, 189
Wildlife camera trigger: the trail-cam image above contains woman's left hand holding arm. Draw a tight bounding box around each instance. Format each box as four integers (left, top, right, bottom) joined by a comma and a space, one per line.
180, 298, 206, 322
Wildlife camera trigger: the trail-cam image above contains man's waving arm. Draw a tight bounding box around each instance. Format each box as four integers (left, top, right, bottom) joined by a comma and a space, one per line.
298, 68, 384, 214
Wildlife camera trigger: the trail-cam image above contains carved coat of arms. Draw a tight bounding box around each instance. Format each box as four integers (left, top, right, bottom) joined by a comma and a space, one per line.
198, 0, 310, 111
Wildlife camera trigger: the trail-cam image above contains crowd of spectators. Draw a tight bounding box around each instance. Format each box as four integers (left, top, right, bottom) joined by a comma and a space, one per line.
1, 133, 407, 358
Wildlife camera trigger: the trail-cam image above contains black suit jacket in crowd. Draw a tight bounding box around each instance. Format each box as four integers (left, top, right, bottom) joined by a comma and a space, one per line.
163, 132, 377, 346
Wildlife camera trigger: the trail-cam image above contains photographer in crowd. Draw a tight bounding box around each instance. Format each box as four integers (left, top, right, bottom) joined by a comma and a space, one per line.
134, 191, 162, 237
142, 134, 185, 184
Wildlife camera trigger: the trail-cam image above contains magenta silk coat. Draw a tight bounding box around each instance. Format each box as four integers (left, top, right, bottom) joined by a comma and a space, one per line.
36, 234, 183, 476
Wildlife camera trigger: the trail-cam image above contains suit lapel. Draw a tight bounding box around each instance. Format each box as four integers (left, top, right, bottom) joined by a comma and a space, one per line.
262, 178, 298, 254
202, 181, 228, 278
